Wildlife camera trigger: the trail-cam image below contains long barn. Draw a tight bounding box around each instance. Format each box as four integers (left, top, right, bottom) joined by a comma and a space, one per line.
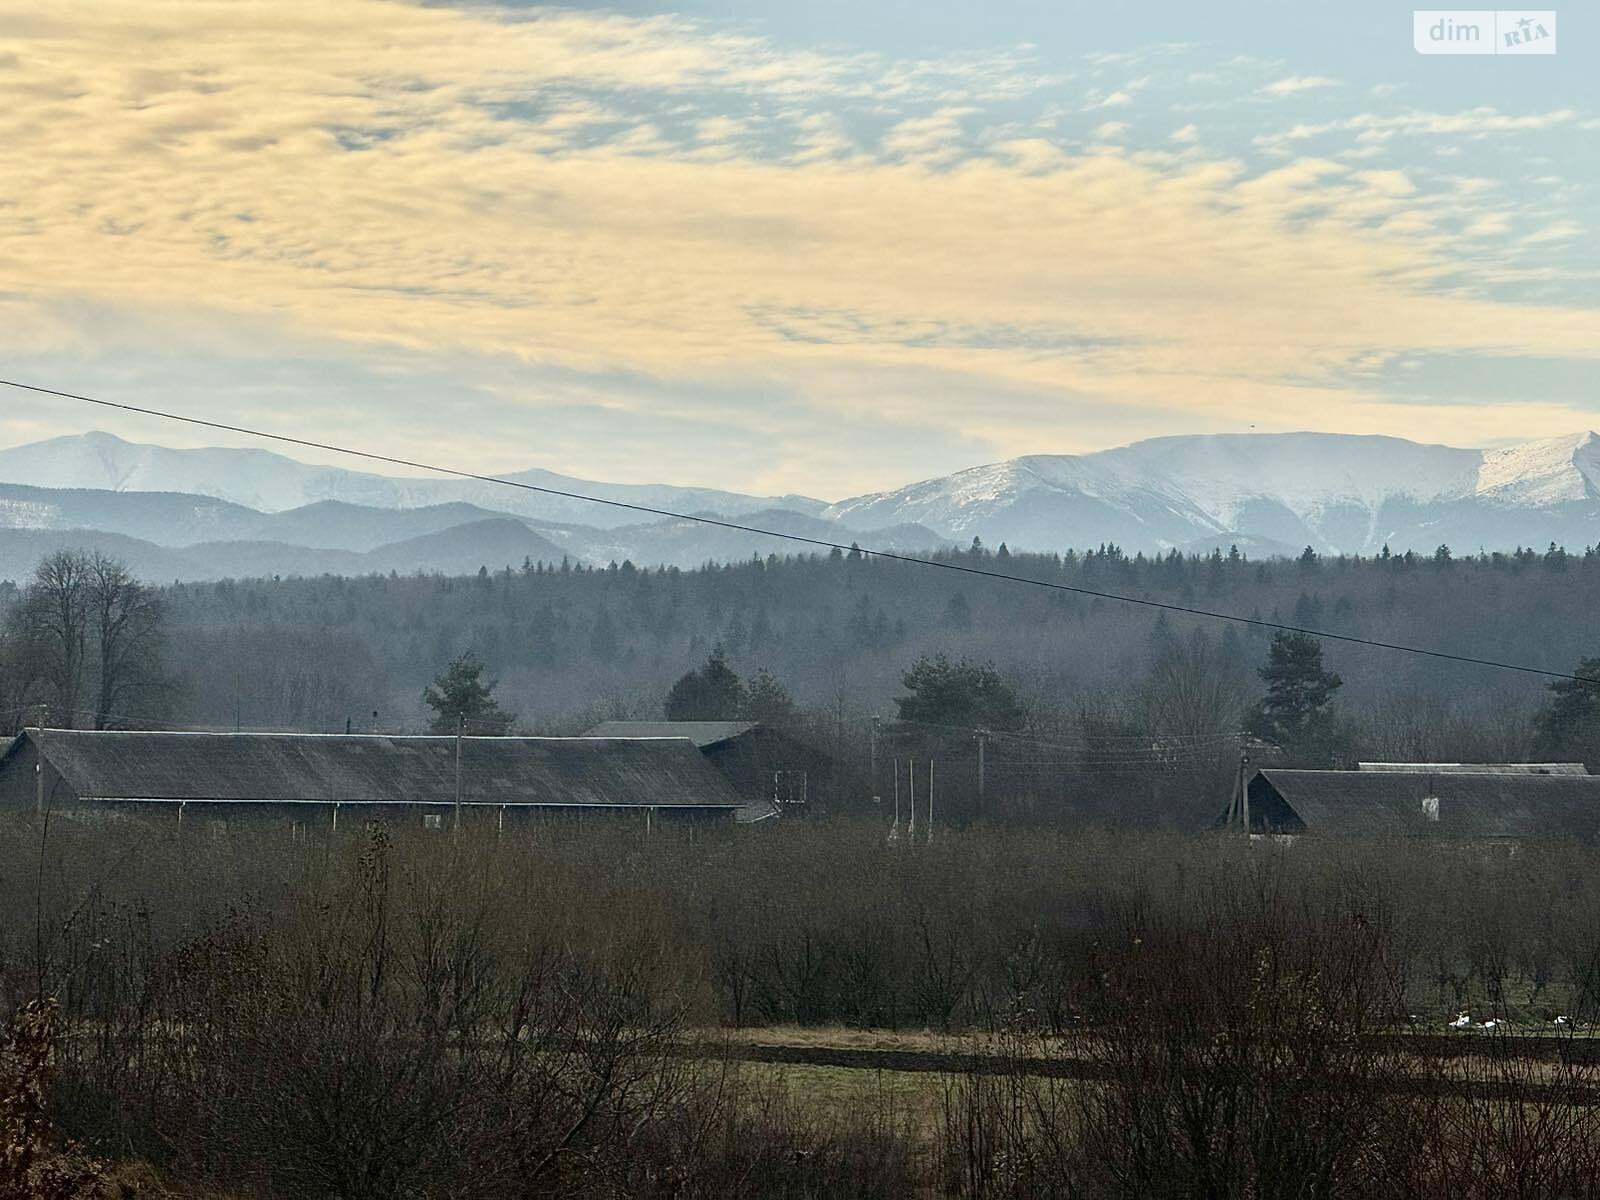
1230, 767, 1600, 842
0, 729, 744, 833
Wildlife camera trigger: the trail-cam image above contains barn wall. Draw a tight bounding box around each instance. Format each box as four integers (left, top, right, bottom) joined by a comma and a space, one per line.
0, 741, 37, 811
0, 738, 78, 815
1245, 775, 1305, 835
705, 730, 830, 807
89, 800, 736, 837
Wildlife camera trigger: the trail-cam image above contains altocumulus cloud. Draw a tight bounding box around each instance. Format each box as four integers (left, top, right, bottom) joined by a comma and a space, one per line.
0, 0, 1598, 494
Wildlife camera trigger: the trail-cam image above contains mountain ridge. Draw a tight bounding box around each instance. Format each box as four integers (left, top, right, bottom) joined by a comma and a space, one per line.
0, 428, 1597, 572
825, 430, 1600, 554
0, 431, 828, 528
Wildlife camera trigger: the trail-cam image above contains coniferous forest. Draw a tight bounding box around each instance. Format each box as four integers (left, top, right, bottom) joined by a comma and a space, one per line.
5, 540, 1596, 828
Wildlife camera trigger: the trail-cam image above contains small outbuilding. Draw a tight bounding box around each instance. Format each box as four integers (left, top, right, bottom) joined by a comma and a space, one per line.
0, 729, 744, 832
1224, 767, 1600, 842
582, 721, 832, 821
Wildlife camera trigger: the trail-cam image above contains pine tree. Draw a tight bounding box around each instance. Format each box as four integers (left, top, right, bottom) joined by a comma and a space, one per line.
1247, 632, 1342, 755
742, 667, 798, 725
895, 654, 1025, 731
422, 653, 514, 734
1534, 656, 1600, 762
664, 645, 745, 720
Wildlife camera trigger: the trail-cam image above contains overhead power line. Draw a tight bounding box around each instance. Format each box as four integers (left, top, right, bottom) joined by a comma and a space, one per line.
881, 716, 1242, 752
2, 376, 1596, 689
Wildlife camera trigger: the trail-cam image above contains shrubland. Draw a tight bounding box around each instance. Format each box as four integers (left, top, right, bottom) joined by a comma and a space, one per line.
10, 815, 1600, 1195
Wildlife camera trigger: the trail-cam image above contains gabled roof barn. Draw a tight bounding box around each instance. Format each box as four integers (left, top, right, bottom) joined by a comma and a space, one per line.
1, 730, 743, 810
1238, 767, 1600, 840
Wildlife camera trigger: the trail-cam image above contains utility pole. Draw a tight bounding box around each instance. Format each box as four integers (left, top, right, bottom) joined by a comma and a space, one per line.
454, 714, 465, 839
907, 758, 916, 842
1238, 746, 1252, 834
870, 713, 881, 805
890, 758, 901, 843
33, 706, 47, 818
976, 731, 987, 808
928, 758, 935, 844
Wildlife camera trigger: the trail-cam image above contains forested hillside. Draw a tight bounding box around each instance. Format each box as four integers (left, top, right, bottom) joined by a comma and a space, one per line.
6, 541, 1593, 811
4, 540, 1596, 825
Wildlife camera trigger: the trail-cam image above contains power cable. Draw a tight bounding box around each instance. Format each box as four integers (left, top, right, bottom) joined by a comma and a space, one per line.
2, 377, 1597, 689
880, 717, 1240, 753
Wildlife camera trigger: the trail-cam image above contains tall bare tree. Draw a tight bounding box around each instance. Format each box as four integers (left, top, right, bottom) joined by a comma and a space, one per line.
4, 551, 167, 729
0, 623, 40, 735
86, 552, 166, 730
17, 550, 93, 728
1139, 628, 1251, 743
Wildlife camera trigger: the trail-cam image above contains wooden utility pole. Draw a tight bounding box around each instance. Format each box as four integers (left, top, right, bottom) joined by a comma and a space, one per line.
907, 758, 916, 842
927, 758, 935, 844
1238, 747, 1252, 833
454, 714, 465, 838
890, 758, 901, 842
870, 713, 881, 805
976, 732, 987, 807
33, 708, 46, 818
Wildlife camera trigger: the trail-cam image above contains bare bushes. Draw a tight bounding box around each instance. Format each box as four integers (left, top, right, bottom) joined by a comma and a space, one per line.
14, 817, 1600, 1194
15, 819, 928, 1197
0, 1000, 106, 1200
938, 850, 1600, 1199
940, 855, 1407, 1196
57, 823, 707, 1197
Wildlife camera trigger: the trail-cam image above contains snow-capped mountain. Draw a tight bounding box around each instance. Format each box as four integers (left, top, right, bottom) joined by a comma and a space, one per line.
0, 429, 1596, 572
0, 431, 827, 529
1475, 431, 1600, 507
825, 431, 1600, 555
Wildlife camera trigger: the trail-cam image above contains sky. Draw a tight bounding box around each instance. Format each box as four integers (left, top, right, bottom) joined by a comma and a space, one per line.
1, 1, 1597, 501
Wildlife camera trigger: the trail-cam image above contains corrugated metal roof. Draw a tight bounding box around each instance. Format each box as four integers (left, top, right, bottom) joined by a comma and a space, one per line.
583, 721, 758, 748
8, 730, 742, 809
1256, 768, 1600, 839
1357, 762, 1589, 776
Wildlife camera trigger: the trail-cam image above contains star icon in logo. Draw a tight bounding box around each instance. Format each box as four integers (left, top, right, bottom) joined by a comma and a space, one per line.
1517, 16, 1533, 30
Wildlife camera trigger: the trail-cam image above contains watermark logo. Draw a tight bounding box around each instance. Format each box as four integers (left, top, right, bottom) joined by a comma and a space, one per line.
1414, 10, 1556, 53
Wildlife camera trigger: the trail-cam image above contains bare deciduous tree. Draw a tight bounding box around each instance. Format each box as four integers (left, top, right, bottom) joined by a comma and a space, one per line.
14, 551, 92, 727
2, 551, 168, 729
86, 552, 166, 730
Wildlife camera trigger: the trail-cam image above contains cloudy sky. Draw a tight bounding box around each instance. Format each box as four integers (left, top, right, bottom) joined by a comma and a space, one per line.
1, 1, 1596, 499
